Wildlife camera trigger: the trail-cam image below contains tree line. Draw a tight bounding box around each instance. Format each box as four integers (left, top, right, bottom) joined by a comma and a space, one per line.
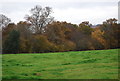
1, 5, 120, 54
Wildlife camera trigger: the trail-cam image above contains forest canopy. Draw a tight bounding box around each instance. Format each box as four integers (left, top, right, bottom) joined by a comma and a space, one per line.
1, 5, 120, 54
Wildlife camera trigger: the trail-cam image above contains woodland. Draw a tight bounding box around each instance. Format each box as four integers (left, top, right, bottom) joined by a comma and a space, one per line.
1, 5, 120, 54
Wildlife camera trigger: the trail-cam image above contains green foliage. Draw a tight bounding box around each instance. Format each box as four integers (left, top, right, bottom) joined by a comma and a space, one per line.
3, 30, 20, 54
2, 49, 119, 79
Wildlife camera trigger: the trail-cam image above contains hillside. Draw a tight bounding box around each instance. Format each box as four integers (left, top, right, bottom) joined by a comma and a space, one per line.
2, 49, 119, 79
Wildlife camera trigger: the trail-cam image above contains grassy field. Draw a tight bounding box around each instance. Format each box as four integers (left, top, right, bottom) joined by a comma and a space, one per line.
2, 49, 119, 79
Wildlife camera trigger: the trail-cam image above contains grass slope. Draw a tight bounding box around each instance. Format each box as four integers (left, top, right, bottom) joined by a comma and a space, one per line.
2, 49, 119, 79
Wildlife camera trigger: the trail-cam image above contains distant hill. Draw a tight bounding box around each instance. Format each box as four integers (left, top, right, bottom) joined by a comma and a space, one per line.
90, 24, 101, 28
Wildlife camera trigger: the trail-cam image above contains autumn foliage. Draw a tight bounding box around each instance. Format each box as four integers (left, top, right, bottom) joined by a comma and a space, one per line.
1, 6, 120, 54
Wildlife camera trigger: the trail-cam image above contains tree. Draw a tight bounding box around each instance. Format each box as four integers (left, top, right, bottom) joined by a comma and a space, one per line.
3, 30, 20, 54
79, 21, 91, 27
17, 21, 31, 39
45, 21, 65, 44
103, 18, 117, 25
19, 37, 32, 53
31, 35, 57, 53
2, 23, 16, 45
45, 21, 76, 51
57, 40, 76, 51
91, 27, 106, 49
0, 14, 11, 29
79, 21, 93, 35
17, 21, 32, 53
101, 18, 119, 49
25, 5, 54, 34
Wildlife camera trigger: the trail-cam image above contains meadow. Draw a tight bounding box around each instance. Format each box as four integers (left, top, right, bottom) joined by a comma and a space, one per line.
2, 49, 119, 79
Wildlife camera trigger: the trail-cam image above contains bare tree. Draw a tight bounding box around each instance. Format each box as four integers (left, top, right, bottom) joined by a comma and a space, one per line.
25, 5, 54, 34
0, 14, 11, 29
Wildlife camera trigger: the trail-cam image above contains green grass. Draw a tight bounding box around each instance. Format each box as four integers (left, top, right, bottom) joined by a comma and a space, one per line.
2, 49, 119, 79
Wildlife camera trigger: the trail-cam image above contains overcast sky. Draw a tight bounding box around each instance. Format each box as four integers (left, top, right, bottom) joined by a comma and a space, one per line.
0, 0, 119, 25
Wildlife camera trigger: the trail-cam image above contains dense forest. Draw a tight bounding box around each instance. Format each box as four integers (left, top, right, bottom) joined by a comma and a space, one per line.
1, 5, 120, 54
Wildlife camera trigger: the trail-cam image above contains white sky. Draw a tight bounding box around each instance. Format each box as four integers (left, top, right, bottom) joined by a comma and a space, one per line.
0, 0, 119, 25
